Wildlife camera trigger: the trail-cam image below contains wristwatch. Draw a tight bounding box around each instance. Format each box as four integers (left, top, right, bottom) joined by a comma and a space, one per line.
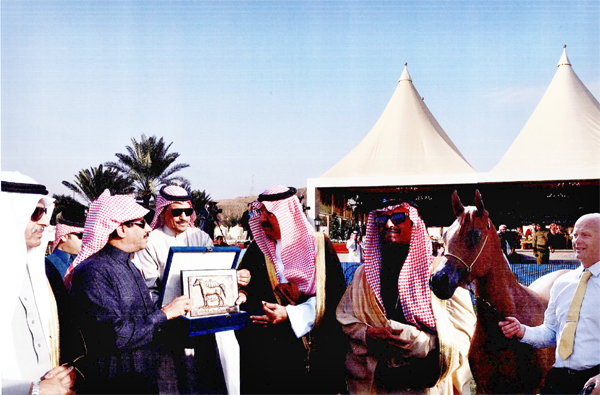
31, 382, 40, 395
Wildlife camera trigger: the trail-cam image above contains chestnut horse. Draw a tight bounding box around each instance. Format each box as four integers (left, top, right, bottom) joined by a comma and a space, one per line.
429, 190, 558, 394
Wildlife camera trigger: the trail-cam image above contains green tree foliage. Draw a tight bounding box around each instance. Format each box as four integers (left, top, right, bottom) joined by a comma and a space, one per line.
62, 164, 135, 205
106, 134, 190, 207
190, 189, 212, 228
50, 194, 87, 226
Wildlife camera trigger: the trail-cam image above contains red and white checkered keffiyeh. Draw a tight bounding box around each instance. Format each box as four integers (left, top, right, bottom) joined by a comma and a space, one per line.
150, 185, 197, 230
249, 186, 317, 295
52, 222, 84, 252
364, 203, 436, 331
64, 189, 149, 287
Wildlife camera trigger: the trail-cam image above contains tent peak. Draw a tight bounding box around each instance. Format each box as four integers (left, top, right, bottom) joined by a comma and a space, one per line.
399, 63, 412, 82
557, 45, 571, 67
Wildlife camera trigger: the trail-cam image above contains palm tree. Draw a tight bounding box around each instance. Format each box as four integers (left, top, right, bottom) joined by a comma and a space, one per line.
190, 189, 212, 228
62, 164, 135, 205
50, 194, 87, 225
106, 135, 190, 207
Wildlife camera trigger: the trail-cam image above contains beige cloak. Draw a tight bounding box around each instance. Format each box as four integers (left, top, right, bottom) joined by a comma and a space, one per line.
337, 263, 476, 395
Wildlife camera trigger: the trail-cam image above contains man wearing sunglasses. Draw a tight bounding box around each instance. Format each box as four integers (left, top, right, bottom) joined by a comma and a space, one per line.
136, 185, 214, 299
135, 185, 248, 395
337, 200, 475, 394
46, 217, 85, 278
66, 189, 191, 394
1, 172, 78, 395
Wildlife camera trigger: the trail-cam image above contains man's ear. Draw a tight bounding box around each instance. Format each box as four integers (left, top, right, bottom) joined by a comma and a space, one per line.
114, 224, 128, 238
60, 235, 70, 243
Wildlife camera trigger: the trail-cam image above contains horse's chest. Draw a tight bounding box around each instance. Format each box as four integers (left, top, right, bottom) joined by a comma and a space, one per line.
470, 328, 546, 394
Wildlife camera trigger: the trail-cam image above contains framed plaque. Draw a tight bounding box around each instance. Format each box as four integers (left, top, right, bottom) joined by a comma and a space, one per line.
159, 246, 249, 336
159, 246, 240, 307
181, 269, 239, 318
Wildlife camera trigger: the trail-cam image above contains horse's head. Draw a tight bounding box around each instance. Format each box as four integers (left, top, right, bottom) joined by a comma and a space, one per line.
430, 189, 500, 299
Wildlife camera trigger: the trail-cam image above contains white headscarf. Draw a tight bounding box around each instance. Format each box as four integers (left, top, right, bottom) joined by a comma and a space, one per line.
1, 171, 54, 379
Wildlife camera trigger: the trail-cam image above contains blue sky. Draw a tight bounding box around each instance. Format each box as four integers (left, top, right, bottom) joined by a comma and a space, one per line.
2, 1, 599, 200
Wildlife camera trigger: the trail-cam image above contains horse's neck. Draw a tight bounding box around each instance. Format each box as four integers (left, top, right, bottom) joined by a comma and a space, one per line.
476, 252, 521, 317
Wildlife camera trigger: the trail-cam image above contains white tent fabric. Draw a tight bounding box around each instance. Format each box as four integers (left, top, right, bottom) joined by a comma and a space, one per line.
482, 47, 600, 183
321, 65, 476, 179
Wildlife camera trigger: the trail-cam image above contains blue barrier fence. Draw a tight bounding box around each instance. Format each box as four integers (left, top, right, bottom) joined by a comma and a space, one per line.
340, 261, 580, 287
340, 262, 362, 286
508, 262, 579, 286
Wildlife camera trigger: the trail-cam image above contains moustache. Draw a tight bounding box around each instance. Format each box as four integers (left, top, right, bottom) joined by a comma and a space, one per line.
384, 228, 401, 233
31, 226, 45, 234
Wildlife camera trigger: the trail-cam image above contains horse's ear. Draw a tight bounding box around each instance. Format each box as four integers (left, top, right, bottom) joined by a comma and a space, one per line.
451, 190, 464, 216
474, 189, 485, 217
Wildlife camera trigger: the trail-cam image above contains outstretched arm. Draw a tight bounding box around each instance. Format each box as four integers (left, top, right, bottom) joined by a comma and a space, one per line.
499, 316, 525, 339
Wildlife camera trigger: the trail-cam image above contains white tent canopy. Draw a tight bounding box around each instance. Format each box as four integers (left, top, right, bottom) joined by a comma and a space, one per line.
481, 46, 600, 183
320, 65, 476, 182
307, 49, 599, 223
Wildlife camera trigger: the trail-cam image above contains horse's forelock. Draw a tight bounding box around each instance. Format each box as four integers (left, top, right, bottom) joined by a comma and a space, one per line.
455, 207, 488, 249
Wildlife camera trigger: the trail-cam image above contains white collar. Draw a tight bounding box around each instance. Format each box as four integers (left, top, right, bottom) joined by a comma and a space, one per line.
161, 225, 189, 238
585, 260, 600, 277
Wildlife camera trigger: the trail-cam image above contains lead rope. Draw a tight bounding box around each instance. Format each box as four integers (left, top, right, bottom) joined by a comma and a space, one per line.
445, 221, 506, 322
444, 234, 488, 272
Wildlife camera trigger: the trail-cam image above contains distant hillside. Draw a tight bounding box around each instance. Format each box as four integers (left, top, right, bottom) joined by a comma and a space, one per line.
215, 187, 307, 221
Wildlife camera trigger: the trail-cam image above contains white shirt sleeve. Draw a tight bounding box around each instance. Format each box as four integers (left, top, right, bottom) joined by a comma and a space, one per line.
285, 296, 317, 338
521, 275, 560, 348
521, 324, 557, 348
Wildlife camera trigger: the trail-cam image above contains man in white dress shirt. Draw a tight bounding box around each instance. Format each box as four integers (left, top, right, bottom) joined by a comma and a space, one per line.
500, 213, 600, 394
135, 185, 249, 395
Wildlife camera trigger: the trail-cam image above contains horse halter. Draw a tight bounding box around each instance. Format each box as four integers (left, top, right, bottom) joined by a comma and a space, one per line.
443, 219, 490, 272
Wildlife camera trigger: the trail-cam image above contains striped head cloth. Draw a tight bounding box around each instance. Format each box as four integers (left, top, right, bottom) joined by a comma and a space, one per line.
52, 218, 85, 252
150, 185, 196, 230
364, 202, 436, 331
249, 186, 317, 295
64, 189, 148, 287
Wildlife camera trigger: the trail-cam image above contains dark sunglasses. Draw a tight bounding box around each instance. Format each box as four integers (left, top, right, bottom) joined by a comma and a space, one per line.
30, 206, 48, 221
375, 212, 408, 227
73, 232, 84, 240
123, 219, 147, 229
169, 208, 194, 217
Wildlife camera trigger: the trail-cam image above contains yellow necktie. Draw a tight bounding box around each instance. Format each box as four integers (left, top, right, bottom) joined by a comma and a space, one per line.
558, 270, 592, 360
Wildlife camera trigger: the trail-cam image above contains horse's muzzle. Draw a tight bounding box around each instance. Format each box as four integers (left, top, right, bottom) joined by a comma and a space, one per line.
429, 259, 461, 300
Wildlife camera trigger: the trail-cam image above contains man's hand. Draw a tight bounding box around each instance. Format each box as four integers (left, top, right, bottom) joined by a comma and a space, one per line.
236, 291, 247, 305
499, 316, 525, 339
366, 326, 412, 351
161, 295, 191, 320
43, 365, 76, 389
237, 269, 251, 287
38, 366, 76, 395
583, 373, 600, 395
250, 301, 288, 326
